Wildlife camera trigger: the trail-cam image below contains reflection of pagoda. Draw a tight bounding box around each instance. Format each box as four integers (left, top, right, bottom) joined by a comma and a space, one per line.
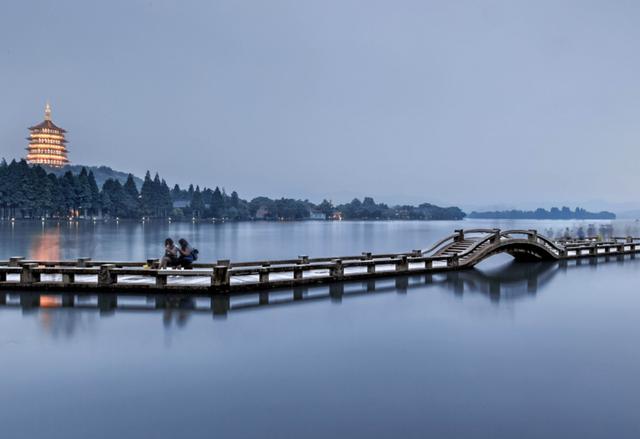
26, 102, 69, 167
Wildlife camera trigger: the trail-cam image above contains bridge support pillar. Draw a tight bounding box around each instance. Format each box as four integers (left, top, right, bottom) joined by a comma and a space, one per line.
259, 264, 270, 283
98, 264, 116, 286
396, 256, 409, 272
447, 255, 459, 268
20, 263, 39, 284
213, 265, 230, 287
330, 259, 344, 278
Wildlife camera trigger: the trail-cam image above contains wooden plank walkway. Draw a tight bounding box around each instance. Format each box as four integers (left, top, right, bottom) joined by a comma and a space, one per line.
0, 228, 637, 294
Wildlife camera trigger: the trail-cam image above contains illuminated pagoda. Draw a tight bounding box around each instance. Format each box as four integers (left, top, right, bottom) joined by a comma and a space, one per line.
26, 102, 69, 168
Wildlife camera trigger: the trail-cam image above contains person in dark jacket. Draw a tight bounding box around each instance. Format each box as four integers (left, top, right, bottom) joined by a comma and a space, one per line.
177, 238, 195, 268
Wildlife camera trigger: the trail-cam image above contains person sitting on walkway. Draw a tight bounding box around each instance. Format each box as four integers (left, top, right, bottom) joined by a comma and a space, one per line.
177, 238, 198, 268
160, 238, 179, 269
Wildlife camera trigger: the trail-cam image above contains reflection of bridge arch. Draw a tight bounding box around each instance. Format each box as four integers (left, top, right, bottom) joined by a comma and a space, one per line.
435, 260, 559, 301
422, 229, 561, 268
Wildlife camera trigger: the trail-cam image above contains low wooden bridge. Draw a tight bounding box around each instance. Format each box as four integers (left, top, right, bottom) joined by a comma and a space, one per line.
0, 228, 637, 294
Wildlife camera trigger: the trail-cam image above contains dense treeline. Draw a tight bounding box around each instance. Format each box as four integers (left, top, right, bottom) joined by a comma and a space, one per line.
331, 197, 466, 220
468, 207, 616, 220
0, 160, 466, 221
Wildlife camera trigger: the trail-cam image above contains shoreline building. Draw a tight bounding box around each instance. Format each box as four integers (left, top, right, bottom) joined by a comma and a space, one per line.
25, 102, 69, 168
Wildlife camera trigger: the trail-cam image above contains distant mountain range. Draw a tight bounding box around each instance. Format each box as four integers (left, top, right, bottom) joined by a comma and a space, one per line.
45, 164, 143, 189
468, 207, 616, 220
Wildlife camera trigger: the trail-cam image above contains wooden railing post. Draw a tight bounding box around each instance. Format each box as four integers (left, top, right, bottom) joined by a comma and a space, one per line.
298, 255, 309, 264
217, 259, 231, 267
491, 230, 501, 244
528, 230, 537, 242
213, 265, 230, 287
454, 229, 464, 242
330, 259, 344, 278
98, 264, 116, 286
20, 263, 39, 284
361, 252, 372, 260
9, 256, 24, 267
146, 258, 159, 269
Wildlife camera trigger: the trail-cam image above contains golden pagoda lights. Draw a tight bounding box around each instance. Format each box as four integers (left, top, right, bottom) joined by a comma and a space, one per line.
25, 102, 70, 168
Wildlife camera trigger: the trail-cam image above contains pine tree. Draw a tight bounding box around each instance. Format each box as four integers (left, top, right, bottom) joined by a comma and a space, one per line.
87, 171, 101, 216
210, 186, 225, 218
140, 171, 154, 217
190, 186, 205, 218
123, 174, 140, 216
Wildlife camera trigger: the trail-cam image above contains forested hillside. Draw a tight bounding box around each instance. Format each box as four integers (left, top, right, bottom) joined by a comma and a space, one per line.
0, 159, 466, 221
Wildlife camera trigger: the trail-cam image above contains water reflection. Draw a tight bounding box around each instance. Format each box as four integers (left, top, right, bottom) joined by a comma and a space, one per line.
30, 228, 62, 260
5, 218, 640, 263
1, 253, 636, 337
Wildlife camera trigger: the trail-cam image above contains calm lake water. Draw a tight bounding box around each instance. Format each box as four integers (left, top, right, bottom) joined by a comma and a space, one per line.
2, 219, 640, 438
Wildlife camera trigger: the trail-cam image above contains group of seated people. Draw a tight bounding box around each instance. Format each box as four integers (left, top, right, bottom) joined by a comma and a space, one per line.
160, 238, 198, 269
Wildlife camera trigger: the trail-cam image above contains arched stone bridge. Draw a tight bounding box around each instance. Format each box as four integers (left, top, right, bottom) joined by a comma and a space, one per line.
421, 228, 637, 268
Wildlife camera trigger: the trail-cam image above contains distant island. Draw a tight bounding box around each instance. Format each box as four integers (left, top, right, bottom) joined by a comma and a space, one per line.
468, 207, 616, 220
0, 159, 465, 221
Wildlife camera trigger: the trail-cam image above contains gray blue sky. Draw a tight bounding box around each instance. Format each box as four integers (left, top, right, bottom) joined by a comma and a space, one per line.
1, 0, 640, 210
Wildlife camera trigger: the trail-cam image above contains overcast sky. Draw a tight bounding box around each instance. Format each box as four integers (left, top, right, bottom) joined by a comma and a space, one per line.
1, 0, 639, 210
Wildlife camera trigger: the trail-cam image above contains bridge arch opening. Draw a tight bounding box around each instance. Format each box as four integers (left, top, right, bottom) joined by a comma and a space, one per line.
469, 241, 559, 267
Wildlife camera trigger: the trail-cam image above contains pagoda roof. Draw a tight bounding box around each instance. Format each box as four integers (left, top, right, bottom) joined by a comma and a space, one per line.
28, 119, 67, 133
26, 137, 68, 143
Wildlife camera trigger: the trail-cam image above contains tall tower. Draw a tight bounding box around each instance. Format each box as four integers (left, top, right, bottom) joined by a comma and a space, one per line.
26, 102, 70, 168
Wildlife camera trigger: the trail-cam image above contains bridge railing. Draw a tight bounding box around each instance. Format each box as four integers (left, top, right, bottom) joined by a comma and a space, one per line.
0, 252, 460, 292
420, 228, 500, 256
